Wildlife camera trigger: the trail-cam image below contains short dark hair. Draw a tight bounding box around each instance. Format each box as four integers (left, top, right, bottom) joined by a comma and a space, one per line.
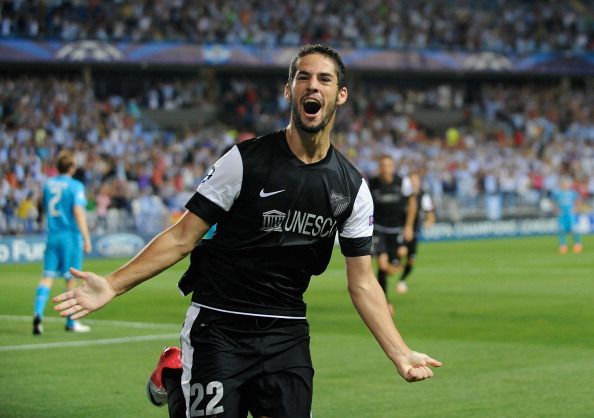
56, 150, 75, 174
288, 44, 346, 88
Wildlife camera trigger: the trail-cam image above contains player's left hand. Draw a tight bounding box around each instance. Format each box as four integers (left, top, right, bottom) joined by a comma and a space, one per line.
395, 351, 442, 382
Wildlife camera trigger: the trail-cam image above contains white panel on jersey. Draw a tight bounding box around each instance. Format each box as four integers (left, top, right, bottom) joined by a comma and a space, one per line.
340, 180, 374, 239
402, 176, 413, 196
421, 193, 434, 211
196, 146, 243, 211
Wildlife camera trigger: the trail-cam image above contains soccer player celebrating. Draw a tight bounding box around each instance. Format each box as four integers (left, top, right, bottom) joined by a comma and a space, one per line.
33, 150, 92, 334
54, 45, 441, 418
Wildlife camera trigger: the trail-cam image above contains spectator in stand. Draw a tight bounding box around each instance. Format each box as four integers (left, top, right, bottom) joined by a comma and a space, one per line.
2, 75, 594, 230
95, 184, 111, 234
0, 1, 592, 53
16, 191, 38, 233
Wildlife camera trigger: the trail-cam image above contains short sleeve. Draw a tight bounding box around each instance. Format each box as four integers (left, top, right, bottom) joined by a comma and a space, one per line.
185, 146, 243, 224
339, 179, 374, 257
73, 181, 87, 207
196, 146, 243, 211
421, 193, 434, 211
401, 176, 413, 197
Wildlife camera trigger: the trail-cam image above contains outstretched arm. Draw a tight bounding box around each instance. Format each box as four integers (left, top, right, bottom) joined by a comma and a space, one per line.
345, 255, 442, 382
54, 210, 210, 319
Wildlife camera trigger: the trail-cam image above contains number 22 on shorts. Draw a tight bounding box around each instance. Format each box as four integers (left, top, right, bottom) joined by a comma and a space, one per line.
190, 381, 224, 417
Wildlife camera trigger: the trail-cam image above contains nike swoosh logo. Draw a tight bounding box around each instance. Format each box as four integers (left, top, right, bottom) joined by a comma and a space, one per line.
260, 188, 285, 198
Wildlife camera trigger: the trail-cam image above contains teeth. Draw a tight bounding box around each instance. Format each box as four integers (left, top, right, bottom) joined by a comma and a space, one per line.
303, 97, 321, 104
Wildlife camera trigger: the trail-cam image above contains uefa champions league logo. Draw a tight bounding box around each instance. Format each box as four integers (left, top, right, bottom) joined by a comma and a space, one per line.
462, 52, 512, 71
55, 40, 124, 62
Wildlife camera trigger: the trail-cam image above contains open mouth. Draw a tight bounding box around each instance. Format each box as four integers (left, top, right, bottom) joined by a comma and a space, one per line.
303, 99, 322, 116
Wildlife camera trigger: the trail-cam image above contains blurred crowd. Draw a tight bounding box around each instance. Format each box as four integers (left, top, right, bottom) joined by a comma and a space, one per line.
2, 73, 594, 235
0, 76, 236, 235
1, 0, 593, 54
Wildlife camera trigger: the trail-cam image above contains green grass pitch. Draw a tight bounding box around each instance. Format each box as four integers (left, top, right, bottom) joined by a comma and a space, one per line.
2, 235, 594, 417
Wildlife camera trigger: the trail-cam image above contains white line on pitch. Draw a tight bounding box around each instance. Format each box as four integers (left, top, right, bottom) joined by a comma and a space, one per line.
0, 315, 180, 329
0, 333, 180, 352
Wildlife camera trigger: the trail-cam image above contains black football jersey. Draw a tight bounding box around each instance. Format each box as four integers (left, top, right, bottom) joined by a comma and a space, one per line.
179, 130, 374, 318
368, 175, 412, 233
411, 189, 435, 231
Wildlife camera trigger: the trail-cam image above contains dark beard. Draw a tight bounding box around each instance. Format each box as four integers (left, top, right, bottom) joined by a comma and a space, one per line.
291, 100, 337, 133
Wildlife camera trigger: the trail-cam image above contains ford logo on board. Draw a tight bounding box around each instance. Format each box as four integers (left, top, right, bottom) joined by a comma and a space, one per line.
96, 234, 145, 258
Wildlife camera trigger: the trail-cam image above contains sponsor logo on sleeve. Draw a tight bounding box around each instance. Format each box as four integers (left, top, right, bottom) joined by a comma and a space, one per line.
330, 190, 349, 216
200, 166, 215, 184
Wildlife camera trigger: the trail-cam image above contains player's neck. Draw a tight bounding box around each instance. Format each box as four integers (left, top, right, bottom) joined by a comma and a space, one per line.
285, 124, 332, 164
380, 174, 393, 184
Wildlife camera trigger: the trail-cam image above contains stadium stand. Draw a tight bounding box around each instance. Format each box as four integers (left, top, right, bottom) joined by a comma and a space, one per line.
0, 0, 592, 53
1, 1, 593, 235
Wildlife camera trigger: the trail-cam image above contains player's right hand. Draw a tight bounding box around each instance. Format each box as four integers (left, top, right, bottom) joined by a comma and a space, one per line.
53, 268, 117, 320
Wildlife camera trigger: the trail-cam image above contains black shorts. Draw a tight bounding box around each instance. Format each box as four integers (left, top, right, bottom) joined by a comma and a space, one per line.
373, 231, 404, 264
180, 304, 313, 418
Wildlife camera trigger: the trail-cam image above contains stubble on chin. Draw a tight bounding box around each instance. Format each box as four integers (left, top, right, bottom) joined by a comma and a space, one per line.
291, 101, 336, 134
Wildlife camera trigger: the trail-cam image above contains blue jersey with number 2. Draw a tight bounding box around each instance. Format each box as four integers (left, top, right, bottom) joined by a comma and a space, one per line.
42, 175, 87, 278
552, 189, 578, 232
43, 175, 87, 234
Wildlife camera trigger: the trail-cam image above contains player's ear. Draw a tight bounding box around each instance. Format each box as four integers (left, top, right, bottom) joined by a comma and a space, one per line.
284, 83, 292, 102
337, 86, 348, 106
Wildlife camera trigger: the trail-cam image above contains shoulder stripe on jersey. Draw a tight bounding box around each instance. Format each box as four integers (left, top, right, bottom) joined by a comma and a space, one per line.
196, 146, 243, 212
339, 179, 374, 239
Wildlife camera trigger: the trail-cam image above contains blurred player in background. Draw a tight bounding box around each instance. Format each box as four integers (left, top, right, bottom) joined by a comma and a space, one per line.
33, 150, 92, 334
53, 45, 440, 418
396, 172, 436, 294
369, 154, 417, 312
551, 176, 582, 254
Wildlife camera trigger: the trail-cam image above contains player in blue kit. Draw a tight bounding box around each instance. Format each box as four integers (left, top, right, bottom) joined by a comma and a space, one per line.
551, 176, 582, 254
32, 150, 92, 334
